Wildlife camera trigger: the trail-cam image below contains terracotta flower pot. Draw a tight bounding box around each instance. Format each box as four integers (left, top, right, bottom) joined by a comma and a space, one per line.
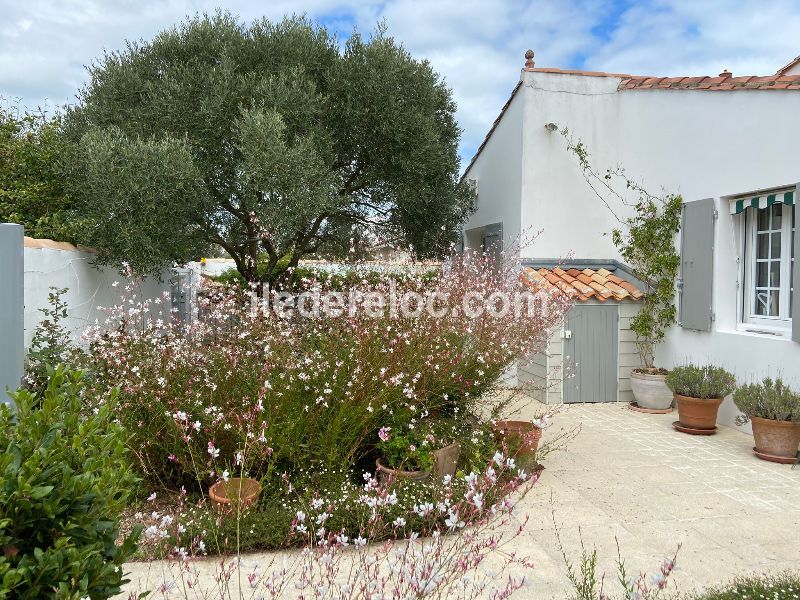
432, 442, 461, 478
492, 420, 542, 457
751, 416, 800, 461
375, 458, 430, 483
675, 394, 723, 430
209, 477, 262, 510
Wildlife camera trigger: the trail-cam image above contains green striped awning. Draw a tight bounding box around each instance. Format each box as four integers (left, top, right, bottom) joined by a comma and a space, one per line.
729, 190, 794, 215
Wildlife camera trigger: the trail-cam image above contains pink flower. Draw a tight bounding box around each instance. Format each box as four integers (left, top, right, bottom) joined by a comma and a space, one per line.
378, 426, 391, 442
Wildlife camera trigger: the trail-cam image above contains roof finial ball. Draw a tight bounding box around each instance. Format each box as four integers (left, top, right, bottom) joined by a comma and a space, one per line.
524, 49, 535, 69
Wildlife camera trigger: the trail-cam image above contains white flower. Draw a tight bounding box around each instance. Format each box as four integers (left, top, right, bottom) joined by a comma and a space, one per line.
442, 474, 452, 485
354, 536, 367, 548
492, 451, 504, 466
296, 511, 306, 522
471, 493, 484, 510
222, 470, 230, 481
312, 498, 324, 510
393, 517, 406, 527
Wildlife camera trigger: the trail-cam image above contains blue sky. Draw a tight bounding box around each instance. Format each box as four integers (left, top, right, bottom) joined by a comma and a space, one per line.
1, 0, 798, 164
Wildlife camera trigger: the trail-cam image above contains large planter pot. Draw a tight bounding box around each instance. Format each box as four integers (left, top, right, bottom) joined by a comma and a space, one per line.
751, 416, 800, 462
630, 370, 673, 410
209, 477, 261, 510
675, 394, 723, 430
376, 458, 430, 483
492, 420, 542, 457
432, 442, 461, 478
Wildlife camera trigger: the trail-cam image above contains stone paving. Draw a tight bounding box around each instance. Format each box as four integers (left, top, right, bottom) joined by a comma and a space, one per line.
520, 402, 800, 598
121, 403, 800, 598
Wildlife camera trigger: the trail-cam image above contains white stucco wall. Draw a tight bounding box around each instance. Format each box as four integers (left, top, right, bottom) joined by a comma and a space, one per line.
462, 84, 524, 251
468, 67, 800, 429
24, 240, 174, 350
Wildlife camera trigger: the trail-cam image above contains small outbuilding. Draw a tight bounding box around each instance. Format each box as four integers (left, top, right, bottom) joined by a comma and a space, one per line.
518, 262, 645, 404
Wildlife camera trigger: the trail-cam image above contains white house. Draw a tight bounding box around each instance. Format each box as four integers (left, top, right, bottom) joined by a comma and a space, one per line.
463, 51, 800, 430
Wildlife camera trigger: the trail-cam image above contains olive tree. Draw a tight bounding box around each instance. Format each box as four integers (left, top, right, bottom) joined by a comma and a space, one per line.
64, 13, 475, 284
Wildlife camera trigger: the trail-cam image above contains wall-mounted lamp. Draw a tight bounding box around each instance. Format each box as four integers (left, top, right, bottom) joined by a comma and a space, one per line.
544, 122, 558, 132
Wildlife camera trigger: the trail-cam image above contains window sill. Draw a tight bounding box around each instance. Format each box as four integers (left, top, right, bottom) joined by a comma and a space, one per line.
730, 325, 792, 340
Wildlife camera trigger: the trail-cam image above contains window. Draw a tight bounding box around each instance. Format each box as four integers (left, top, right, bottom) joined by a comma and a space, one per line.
742, 202, 795, 329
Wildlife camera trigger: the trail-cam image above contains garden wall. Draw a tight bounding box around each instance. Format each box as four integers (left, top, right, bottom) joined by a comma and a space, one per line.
23, 236, 181, 350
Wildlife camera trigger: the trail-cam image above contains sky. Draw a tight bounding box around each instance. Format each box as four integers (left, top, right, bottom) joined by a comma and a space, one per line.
1, 0, 799, 164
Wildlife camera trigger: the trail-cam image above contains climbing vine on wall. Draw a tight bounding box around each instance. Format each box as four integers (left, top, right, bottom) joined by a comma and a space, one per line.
561, 129, 682, 369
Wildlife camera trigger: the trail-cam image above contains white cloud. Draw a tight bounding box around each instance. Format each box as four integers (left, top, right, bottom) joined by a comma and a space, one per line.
1, 0, 797, 164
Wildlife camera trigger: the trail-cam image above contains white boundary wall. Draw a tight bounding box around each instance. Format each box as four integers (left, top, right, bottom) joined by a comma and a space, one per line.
23, 237, 174, 350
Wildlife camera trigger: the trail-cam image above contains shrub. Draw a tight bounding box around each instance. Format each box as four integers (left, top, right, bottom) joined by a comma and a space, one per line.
665, 364, 736, 399
681, 571, 800, 599
84, 249, 570, 491
0, 367, 139, 599
733, 377, 800, 423
23, 287, 80, 396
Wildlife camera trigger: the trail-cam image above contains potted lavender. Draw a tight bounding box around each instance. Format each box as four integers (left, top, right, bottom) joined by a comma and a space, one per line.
733, 377, 800, 463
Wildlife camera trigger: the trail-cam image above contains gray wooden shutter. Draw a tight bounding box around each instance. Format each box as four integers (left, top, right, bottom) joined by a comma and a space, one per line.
679, 198, 715, 331
793, 185, 800, 342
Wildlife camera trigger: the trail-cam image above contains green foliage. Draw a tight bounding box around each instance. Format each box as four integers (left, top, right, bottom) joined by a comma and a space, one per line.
681, 571, 800, 600
665, 364, 737, 399
562, 132, 682, 368
64, 13, 475, 282
68, 126, 211, 276
0, 367, 140, 599
613, 195, 682, 369
377, 425, 436, 472
209, 265, 440, 293
24, 288, 78, 396
0, 106, 73, 241
732, 377, 800, 423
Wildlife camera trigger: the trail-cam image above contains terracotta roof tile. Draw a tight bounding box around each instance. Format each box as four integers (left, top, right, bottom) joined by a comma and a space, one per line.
618, 72, 800, 91
520, 267, 644, 303
524, 65, 800, 91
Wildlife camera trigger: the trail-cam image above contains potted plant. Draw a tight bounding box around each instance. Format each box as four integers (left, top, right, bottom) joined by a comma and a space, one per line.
562, 135, 682, 412
619, 195, 683, 411
209, 477, 262, 510
492, 416, 549, 458
733, 377, 800, 463
376, 426, 455, 483
666, 364, 737, 433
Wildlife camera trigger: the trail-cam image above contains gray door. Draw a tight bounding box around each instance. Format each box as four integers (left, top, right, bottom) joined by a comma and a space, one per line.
563, 304, 618, 403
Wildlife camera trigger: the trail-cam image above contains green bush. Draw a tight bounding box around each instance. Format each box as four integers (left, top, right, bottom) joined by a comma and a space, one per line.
732, 377, 800, 423
23, 288, 81, 396
682, 571, 800, 599
0, 367, 139, 599
666, 364, 736, 399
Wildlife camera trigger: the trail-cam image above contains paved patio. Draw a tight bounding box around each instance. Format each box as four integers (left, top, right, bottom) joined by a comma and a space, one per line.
522, 402, 800, 598
122, 403, 800, 598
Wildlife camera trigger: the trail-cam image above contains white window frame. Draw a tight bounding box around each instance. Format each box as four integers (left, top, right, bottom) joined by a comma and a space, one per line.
739, 203, 795, 332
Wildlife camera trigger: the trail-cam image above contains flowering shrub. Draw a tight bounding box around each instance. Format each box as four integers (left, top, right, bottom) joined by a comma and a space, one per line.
126, 454, 538, 598
84, 247, 571, 494
685, 571, 800, 600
